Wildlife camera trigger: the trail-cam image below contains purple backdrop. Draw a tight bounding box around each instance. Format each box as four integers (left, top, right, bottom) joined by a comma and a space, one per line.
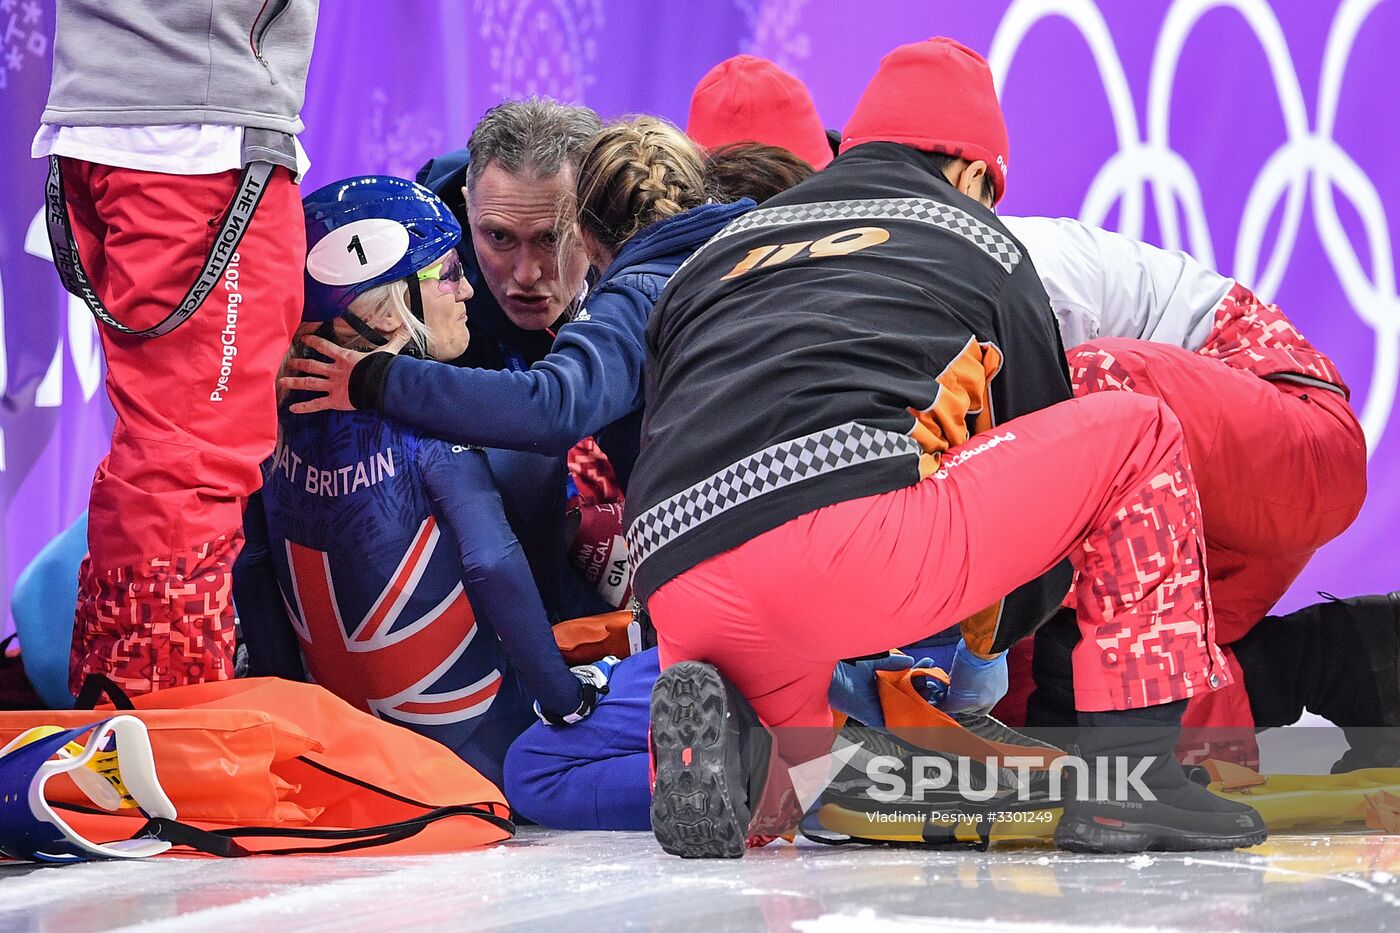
3, 0, 1397, 637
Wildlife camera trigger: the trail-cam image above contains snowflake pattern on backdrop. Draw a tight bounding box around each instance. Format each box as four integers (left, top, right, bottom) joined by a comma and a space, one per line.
358, 88, 446, 180
473, 0, 604, 101
735, 0, 810, 75
1, 0, 46, 93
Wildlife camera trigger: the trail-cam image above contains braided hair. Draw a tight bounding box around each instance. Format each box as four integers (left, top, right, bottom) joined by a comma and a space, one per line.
573, 116, 708, 257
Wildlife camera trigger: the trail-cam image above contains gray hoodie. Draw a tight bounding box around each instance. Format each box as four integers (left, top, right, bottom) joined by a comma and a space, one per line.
41, 0, 319, 135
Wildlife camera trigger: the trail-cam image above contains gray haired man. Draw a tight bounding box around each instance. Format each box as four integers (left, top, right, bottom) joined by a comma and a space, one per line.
417, 97, 602, 342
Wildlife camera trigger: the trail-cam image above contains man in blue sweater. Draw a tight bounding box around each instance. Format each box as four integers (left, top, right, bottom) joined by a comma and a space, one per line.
413, 98, 612, 620
415, 98, 599, 375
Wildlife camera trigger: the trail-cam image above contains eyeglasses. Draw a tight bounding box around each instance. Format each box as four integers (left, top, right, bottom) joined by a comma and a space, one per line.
416, 252, 467, 294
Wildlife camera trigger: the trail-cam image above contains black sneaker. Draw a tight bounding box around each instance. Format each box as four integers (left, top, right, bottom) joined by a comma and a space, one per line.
1055, 785, 1268, 854
1054, 701, 1268, 854
649, 661, 767, 859
812, 722, 1065, 851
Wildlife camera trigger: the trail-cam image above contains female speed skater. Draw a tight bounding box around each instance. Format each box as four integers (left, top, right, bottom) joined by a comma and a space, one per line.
278, 116, 753, 623
258, 176, 616, 786
279, 115, 752, 493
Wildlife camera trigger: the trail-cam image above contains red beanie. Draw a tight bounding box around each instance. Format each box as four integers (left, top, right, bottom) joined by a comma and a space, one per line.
840, 38, 1010, 203
686, 55, 833, 169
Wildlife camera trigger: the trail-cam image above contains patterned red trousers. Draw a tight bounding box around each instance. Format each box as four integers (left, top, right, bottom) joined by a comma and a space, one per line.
1066, 338, 1363, 645
650, 391, 1228, 734
1196, 283, 1348, 393
1059, 297, 1365, 760
60, 160, 303, 694
70, 533, 240, 694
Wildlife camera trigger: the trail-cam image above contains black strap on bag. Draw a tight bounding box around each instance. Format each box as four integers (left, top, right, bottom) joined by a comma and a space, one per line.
135, 803, 516, 857
51, 745, 516, 857
73, 674, 136, 711
53, 800, 515, 858
44, 155, 275, 338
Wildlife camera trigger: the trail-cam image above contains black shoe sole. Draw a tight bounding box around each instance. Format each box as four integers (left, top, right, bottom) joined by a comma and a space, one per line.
1054, 814, 1268, 854
650, 661, 749, 859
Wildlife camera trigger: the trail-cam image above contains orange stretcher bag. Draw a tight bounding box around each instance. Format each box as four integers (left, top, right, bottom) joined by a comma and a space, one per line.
0, 677, 513, 857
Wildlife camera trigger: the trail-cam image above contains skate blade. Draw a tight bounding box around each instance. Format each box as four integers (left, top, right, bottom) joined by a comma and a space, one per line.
649, 661, 748, 859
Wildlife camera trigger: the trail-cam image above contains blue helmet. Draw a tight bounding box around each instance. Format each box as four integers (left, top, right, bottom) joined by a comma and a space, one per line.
302, 176, 462, 323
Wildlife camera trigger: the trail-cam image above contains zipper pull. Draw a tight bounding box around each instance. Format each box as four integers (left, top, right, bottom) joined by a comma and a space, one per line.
256, 53, 279, 86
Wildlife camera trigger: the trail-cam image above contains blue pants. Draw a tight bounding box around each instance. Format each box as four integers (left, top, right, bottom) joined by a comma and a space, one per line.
501, 638, 962, 831
504, 648, 658, 830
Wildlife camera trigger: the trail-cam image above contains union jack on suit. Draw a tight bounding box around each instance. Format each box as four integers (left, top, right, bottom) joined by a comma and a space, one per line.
261, 404, 576, 786
281, 516, 506, 726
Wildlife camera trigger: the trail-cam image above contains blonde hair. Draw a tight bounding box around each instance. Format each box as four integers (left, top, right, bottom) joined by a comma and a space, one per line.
277, 280, 430, 408
573, 116, 708, 256
347, 280, 430, 353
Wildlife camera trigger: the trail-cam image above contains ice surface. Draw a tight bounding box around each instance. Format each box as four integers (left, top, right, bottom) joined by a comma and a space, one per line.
1, 830, 1397, 932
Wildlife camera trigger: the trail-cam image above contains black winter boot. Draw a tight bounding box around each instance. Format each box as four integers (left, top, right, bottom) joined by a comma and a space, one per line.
649, 661, 776, 858
1054, 700, 1267, 853
1233, 591, 1400, 771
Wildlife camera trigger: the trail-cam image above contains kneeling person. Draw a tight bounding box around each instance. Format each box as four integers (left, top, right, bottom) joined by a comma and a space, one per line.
630, 38, 1263, 858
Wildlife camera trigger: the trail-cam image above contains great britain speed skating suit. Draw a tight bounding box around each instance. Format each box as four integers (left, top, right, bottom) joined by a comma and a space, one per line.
260, 401, 587, 786
38, 0, 318, 694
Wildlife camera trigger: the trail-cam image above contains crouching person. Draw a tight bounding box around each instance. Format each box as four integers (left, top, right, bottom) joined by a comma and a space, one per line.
260, 176, 614, 786
631, 38, 1266, 858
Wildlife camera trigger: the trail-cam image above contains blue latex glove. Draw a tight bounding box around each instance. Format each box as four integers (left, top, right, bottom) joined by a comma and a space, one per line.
940, 639, 1009, 714
534, 655, 621, 725
911, 666, 949, 707
829, 654, 944, 726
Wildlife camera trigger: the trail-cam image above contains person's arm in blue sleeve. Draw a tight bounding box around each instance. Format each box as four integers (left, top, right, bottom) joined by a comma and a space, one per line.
234, 491, 307, 680
352, 282, 649, 455
418, 442, 583, 717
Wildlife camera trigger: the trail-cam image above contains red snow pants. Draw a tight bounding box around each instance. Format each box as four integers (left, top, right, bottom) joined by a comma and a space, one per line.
1065, 307, 1365, 733
60, 160, 304, 695
650, 392, 1230, 740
